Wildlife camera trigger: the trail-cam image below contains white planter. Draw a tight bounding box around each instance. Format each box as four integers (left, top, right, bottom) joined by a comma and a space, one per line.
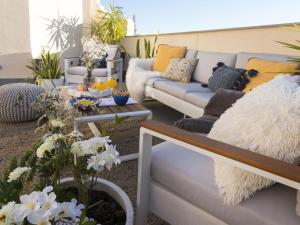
60, 177, 134, 225
40, 76, 64, 91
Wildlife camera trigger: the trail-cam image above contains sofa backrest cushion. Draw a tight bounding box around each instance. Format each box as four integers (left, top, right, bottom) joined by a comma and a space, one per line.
153, 45, 187, 72
193, 51, 237, 84
235, 52, 291, 69
243, 58, 299, 93
185, 49, 198, 59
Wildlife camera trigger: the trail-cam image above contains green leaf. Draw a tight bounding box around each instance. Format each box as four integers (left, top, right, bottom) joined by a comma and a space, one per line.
136, 38, 141, 58
115, 114, 130, 125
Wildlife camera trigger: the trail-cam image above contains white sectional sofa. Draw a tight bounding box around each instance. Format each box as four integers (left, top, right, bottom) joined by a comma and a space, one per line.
126, 50, 292, 118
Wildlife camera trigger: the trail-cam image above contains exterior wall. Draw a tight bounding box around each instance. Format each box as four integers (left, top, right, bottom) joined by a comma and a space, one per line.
122, 23, 300, 58
0, 0, 98, 79
0, 0, 32, 78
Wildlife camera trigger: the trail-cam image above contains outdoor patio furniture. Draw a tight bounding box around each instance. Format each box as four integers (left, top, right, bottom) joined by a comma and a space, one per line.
126, 51, 296, 118
60, 85, 153, 161
136, 120, 300, 225
64, 45, 123, 85
0, 83, 44, 122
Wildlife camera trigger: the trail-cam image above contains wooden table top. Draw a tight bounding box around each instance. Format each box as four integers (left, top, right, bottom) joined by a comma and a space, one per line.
60, 86, 148, 116
99, 101, 148, 115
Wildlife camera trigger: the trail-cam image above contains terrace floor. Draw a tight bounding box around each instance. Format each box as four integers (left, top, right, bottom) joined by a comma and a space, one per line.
0, 98, 182, 225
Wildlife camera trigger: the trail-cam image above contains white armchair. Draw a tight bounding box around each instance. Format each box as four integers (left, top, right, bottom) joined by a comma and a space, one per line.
64, 45, 123, 85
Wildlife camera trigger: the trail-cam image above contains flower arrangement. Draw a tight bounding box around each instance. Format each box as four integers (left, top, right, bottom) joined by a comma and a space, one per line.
80, 37, 108, 71
0, 186, 91, 225
0, 90, 124, 224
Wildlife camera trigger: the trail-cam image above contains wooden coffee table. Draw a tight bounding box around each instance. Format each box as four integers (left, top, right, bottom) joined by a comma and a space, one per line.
73, 100, 152, 162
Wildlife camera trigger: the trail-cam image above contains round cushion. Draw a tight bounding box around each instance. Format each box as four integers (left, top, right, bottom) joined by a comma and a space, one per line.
0, 83, 45, 122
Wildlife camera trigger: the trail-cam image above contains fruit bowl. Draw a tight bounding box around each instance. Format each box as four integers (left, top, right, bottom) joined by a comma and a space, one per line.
69, 96, 100, 111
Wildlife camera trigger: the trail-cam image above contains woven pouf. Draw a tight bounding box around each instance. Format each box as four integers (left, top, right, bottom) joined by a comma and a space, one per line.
0, 83, 44, 123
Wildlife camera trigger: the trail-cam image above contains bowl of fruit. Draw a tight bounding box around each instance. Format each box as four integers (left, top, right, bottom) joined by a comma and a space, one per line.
69, 96, 100, 111
112, 89, 129, 106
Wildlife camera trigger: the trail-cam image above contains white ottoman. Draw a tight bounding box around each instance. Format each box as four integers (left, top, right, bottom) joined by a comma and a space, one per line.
0, 83, 44, 122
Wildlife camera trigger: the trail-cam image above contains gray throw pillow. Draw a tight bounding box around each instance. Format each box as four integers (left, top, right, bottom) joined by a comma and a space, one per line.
208, 63, 246, 92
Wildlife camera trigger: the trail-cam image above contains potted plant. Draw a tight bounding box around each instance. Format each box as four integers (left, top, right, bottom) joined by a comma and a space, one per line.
27, 50, 64, 91
0, 91, 134, 225
91, 4, 127, 47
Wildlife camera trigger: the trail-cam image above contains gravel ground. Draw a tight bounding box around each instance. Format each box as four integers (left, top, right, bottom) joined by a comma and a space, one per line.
0, 120, 168, 225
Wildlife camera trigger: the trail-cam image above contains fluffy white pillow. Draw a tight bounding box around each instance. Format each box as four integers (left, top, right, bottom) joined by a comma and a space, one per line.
208, 75, 300, 206
297, 191, 300, 216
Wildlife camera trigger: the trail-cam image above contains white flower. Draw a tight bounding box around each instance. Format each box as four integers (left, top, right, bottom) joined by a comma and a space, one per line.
54, 199, 84, 221
67, 130, 84, 140
50, 119, 65, 129
71, 136, 111, 157
44, 134, 64, 145
82, 136, 111, 155
71, 141, 84, 157
87, 154, 105, 171
7, 167, 31, 182
87, 143, 120, 171
0, 201, 18, 225
38, 186, 57, 215
27, 209, 50, 225
13, 191, 40, 222
36, 142, 55, 158
37, 134, 64, 158
102, 143, 121, 170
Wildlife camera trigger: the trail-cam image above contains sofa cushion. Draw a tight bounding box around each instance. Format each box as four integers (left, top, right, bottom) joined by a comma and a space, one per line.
184, 91, 215, 108
208, 63, 246, 92
153, 45, 187, 72
151, 142, 299, 225
209, 75, 300, 205
193, 51, 237, 84
162, 58, 199, 83
67, 66, 87, 76
185, 49, 198, 59
235, 52, 291, 69
153, 80, 210, 99
243, 58, 299, 92
92, 68, 108, 77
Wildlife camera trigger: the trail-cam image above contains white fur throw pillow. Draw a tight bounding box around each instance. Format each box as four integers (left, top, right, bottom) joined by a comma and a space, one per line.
297, 190, 300, 216
208, 75, 300, 206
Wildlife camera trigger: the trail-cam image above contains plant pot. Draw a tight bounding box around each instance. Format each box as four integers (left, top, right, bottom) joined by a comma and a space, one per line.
60, 177, 134, 225
40, 76, 64, 91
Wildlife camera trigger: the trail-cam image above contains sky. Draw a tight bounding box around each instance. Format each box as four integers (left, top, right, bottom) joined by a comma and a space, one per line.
100, 0, 300, 35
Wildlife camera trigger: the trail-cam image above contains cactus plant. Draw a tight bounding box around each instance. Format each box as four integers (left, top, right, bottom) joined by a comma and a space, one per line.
135, 34, 158, 58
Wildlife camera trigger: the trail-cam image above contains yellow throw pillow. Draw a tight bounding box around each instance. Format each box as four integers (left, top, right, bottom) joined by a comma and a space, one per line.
243, 58, 299, 93
153, 45, 187, 72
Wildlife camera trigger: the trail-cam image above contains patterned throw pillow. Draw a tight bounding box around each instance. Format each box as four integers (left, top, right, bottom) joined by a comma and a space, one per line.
162, 58, 199, 83
208, 62, 258, 92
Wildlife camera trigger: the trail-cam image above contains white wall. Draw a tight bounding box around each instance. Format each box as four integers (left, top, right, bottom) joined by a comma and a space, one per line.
0, 0, 99, 79
0, 0, 32, 78
29, 0, 83, 58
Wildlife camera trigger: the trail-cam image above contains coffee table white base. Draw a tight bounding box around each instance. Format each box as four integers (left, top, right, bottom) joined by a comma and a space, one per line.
74, 110, 152, 162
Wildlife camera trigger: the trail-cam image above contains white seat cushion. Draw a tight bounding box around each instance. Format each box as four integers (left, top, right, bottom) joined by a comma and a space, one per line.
235, 52, 291, 68
184, 91, 215, 108
185, 49, 198, 59
92, 68, 108, 77
193, 51, 237, 84
151, 142, 299, 225
67, 66, 87, 76
153, 80, 208, 99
